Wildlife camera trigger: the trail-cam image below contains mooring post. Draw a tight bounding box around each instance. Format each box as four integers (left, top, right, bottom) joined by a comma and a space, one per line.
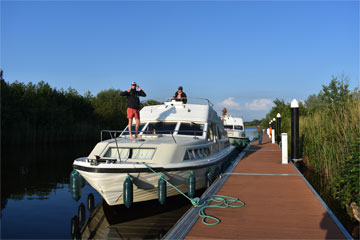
276, 113, 281, 145
291, 99, 301, 161
281, 133, 288, 164
271, 118, 275, 144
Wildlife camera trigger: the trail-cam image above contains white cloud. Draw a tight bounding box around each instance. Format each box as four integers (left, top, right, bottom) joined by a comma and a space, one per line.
245, 98, 274, 111
216, 97, 241, 110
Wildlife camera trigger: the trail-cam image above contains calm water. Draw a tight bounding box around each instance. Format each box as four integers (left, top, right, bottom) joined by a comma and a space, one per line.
0, 128, 257, 239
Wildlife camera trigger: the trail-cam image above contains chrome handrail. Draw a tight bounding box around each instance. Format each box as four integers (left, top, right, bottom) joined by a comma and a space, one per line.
141, 97, 214, 107
100, 129, 206, 141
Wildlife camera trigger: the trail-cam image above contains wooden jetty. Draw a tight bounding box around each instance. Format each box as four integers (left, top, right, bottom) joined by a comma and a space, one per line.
165, 135, 352, 239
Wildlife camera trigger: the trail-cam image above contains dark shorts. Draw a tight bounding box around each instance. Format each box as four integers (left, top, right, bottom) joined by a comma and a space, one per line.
127, 108, 140, 119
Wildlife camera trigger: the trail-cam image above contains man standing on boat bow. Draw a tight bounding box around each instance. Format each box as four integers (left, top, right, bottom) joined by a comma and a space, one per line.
120, 82, 146, 139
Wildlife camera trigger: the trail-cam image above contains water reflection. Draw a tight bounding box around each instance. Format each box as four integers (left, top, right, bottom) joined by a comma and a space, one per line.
1, 143, 95, 210
71, 193, 192, 239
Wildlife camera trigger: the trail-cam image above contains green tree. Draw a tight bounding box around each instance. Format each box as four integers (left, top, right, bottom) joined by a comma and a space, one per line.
320, 76, 350, 106
91, 89, 127, 129
304, 93, 325, 114
141, 99, 162, 107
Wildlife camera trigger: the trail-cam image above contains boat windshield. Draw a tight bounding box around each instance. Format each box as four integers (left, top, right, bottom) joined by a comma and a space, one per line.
122, 124, 145, 135
178, 122, 204, 136
224, 125, 243, 131
235, 125, 244, 130
143, 122, 177, 134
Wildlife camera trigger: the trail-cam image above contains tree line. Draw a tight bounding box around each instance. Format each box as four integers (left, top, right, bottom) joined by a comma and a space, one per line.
1, 77, 158, 145
259, 74, 359, 220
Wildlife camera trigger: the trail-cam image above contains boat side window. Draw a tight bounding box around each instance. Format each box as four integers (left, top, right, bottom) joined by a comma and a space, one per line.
104, 148, 130, 158
103, 147, 155, 160
184, 147, 211, 160
178, 122, 204, 136
235, 125, 243, 130
213, 124, 219, 141
122, 124, 145, 135
207, 125, 214, 141
218, 125, 227, 139
204, 147, 210, 156
197, 149, 204, 158
217, 125, 223, 140
184, 151, 190, 160
208, 123, 218, 142
143, 122, 177, 134
188, 150, 195, 160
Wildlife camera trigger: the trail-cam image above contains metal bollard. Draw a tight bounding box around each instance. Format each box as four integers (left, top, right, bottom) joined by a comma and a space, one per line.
291, 99, 301, 161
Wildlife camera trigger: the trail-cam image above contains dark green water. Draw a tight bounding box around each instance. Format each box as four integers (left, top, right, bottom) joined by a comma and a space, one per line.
0, 141, 195, 239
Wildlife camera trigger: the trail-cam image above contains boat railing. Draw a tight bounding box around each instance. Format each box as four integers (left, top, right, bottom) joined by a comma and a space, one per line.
100, 130, 123, 141
141, 97, 214, 107
101, 129, 205, 142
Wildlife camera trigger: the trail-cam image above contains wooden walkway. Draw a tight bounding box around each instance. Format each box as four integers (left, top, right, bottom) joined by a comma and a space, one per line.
169, 135, 349, 239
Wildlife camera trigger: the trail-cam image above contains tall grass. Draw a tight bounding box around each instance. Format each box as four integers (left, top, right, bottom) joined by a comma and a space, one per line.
300, 95, 360, 205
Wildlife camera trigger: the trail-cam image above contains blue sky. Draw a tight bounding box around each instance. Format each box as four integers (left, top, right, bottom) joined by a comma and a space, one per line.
1, 1, 359, 121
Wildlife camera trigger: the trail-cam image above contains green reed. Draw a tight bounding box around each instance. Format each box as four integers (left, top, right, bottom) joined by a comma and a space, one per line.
300, 95, 359, 206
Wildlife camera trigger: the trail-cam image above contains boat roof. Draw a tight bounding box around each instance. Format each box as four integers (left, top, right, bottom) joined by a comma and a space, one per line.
222, 115, 244, 126
140, 100, 221, 124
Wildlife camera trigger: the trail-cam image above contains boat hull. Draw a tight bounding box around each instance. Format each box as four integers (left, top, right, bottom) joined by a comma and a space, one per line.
74, 148, 238, 206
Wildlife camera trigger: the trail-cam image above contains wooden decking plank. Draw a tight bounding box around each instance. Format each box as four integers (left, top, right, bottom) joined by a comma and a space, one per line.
184, 135, 346, 239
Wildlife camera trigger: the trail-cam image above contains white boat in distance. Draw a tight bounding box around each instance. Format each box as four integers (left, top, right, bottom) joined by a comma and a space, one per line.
222, 115, 248, 145
73, 98, 237, 206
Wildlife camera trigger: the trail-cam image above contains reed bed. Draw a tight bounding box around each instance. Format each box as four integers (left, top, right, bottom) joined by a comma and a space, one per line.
300, 95, 360, 206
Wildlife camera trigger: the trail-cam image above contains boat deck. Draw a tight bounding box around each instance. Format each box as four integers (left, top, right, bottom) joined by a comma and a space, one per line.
167, 135, 349, 239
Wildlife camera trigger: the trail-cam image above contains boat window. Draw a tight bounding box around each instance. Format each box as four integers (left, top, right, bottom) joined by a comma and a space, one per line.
104, 148, 130, 158
197, 149, 204, 158
143, 122, 177, 134
200, 148, 206, 157
218, 125, 227, 139
224, 125, 233, 130
122, 124, 145, 135
103, 148, 155, 160
193, 149, 200, 159
235, 125, 243, 130
178, 122, 204, 136
184, 151, 190, 160
207, 125, 214, 141
217, 125, 223, 139
188, 150, 195, 160
204, 147, 210, 156
212, 124, 219, 140
132, 149, 155, 160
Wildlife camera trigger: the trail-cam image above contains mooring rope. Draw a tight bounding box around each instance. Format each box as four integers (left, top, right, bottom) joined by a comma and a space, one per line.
141, 162, 245, 225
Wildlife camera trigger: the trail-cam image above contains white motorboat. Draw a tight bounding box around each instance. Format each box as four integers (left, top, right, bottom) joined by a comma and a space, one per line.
222, 115, 249, 146
72, 98, 237, 206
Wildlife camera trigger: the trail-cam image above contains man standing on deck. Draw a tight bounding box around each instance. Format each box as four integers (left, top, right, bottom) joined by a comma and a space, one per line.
120, 82, 146, 139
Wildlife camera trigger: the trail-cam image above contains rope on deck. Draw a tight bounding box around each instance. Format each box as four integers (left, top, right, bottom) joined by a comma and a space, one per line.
141, 162, 245, 225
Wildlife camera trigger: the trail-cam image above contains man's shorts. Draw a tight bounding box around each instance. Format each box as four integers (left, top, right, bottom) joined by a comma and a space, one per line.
127, 108, 140, 119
